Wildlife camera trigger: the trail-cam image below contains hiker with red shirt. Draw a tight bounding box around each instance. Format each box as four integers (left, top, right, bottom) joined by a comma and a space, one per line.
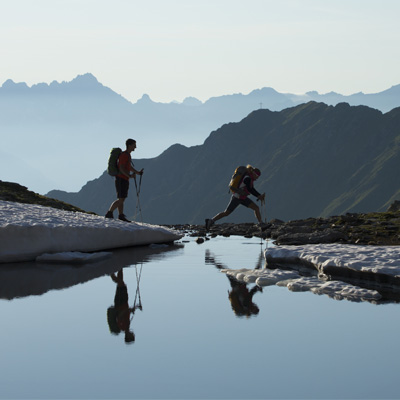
105, 139, 143, 222
109, 269, 136, 344
205, 166, 265, 230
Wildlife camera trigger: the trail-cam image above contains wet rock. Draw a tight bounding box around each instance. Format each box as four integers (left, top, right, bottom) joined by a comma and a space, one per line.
388, 200, 400, 212
164, 208, 400, 246
275, 229, 348, 245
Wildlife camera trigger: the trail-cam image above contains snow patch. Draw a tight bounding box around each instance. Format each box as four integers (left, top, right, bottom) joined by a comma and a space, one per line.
220, 243, 400, 303
265, 244, 400, 278
0, 201, 182, 263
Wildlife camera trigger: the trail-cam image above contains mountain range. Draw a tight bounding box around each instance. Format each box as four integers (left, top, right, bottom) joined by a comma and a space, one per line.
1, 73, 400, 194
48, 101, 400, 224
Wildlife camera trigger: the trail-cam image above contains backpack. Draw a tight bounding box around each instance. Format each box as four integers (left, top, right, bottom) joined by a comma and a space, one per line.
229, 164, 257, 195
107, 147, 122, 176
229, 165, 249, 195
107, 306, 121, 335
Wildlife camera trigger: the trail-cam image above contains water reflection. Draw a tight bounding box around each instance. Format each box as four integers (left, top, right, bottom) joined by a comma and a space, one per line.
108, 268, 143, 344
0, 244, 182, 300
227, 275, 263, 317
205, 248, 264, 318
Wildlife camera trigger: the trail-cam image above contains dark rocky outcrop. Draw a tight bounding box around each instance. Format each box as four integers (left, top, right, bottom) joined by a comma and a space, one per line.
168, 202, 400, 246
0, 180, 90, 213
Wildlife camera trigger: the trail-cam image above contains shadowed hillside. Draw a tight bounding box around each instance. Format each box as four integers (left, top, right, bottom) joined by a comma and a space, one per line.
47, 102, 400, 224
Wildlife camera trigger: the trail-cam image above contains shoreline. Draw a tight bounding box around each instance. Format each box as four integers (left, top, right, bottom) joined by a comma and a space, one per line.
166, 210, 400, 246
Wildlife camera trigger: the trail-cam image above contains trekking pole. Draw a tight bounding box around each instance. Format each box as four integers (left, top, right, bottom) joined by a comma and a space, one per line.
133, 174, 143, 223
259, 197, 267, 247
262, 198, 267, 223
137, 174, 143, 222
262, 198, 269, 253
133, 264, 143, 311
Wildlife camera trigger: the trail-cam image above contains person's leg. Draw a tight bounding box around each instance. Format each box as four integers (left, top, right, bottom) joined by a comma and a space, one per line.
107, 177, 126, 217
206, 197, 240, 230
112, 178, 130, 221
212, 209, 232, 222
117, 198, 126, 215
109, 198, 122, 213
208, 197, 240, 225
247, 201, 262, 223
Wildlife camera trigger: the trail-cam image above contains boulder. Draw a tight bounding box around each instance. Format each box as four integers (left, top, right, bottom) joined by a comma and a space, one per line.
388, 200, 400, 213
276, 229, 348, 245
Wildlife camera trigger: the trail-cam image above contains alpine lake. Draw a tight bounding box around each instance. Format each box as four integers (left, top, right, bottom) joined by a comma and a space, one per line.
0, 233, 399, 399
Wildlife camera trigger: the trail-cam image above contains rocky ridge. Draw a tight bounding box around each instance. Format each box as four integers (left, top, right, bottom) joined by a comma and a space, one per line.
0, 181, 90, 213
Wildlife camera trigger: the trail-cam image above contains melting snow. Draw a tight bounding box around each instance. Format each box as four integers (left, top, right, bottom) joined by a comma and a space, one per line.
265, 244, 400, 278
0, 200, 182, 263
221, 243, 400, 303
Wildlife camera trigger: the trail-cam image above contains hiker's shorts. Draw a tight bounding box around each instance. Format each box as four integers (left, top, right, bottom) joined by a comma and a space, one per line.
114, 285, 129, 306
226, 196, 253, 212
115, 177, 129, 199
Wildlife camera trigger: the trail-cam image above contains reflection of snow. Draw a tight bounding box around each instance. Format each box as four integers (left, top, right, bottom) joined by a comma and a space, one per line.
222, 266, 382, 302
221, 244, 400, 303
0, 244, 183, 300
36, 251, 112, 263
0, 200, 182, 263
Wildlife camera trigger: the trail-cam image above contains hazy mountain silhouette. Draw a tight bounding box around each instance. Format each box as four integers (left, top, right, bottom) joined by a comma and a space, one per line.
47, 102, 400, 224
1, 73, 400, 194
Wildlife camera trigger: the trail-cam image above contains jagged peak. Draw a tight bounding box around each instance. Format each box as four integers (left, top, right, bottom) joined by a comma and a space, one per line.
69, 73, 101, 87
137, 94, 153, 103
249, 87, 280, 96
1, 79, 28, 90
182, 96, 202, 106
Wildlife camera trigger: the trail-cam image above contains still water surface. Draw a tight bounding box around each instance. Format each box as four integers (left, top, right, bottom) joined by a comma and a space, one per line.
0, 235, 399, 399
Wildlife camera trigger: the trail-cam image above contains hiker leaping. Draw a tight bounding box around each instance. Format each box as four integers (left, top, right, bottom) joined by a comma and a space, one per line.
205, 165, 265, 230
106, 138, 143, 222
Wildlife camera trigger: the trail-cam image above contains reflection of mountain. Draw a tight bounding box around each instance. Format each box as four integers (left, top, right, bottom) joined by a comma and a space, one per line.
1, 73, 400, 194
49, 102, 400, 224
0, 244, 182, 300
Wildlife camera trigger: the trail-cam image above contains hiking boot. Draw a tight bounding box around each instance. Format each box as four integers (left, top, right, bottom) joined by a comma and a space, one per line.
118, 214, 131, 222
257, 222, 267, 230
205, 218, 214, 230
105, 211, 114, 219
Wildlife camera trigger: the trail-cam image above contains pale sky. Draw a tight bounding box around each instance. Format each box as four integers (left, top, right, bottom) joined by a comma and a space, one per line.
1, 0, 400, 103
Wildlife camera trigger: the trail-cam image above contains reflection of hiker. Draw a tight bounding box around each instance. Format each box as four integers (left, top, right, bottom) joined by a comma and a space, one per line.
107, 269, 136, 344
205, 249, 262, 318
227, 275, 262, 318
205, 166, 265, 230
105, 139, 143, 222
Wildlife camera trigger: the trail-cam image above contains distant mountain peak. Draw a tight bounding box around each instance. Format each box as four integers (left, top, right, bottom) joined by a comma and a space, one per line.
137, 94, 153, 104
2, 79, 15, 88
1, 79, 29, 90
69, 73, 101, 87
182, 96, 202, 106
249, 87, 280, 96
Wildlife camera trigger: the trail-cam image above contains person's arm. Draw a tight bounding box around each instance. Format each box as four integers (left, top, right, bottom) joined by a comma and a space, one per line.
130, 166, 144, 176
243, 176, 260, 197
243, 177, 265, 201
129, 159, 143, 176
